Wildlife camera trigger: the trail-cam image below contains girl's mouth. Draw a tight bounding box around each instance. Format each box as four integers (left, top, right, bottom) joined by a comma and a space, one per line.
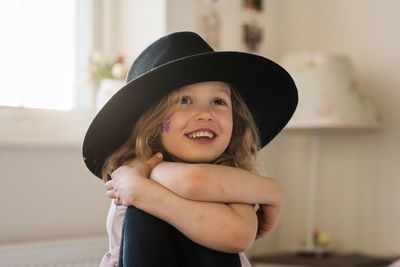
185, 129, 217, 140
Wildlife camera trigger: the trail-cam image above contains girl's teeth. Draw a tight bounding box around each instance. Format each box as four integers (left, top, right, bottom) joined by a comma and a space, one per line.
188, 131, 214, 139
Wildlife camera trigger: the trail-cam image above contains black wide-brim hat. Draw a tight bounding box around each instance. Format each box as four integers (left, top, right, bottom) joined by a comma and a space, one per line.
83, 31, 298, 178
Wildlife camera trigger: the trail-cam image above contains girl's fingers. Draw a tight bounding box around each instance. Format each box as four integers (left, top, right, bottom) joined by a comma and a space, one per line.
104, 154, 162, 203
145, 152, 163, 170
255, 204, 281, 239
105, 180, 114, 190
106, 189, 122, 205
114, 194, 122, 206
106, 190, 115, 199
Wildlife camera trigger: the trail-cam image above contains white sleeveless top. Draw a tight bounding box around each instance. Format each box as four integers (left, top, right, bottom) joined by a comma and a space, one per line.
100, 202, 251, 267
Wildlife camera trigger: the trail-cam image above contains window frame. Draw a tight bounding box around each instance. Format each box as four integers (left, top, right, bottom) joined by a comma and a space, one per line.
0, 0, 96, 147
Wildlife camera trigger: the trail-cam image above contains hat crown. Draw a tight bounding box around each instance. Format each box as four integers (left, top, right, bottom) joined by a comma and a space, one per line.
127, 32, 214, 83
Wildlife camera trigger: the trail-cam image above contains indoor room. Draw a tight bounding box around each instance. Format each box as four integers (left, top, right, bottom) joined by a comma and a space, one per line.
0, 0, 399, 266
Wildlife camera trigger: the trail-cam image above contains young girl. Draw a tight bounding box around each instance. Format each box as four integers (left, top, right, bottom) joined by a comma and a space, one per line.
82, 31, 297, 266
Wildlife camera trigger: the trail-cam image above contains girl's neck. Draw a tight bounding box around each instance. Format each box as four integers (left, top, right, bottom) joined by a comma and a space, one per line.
161, 149, 222, 165
162, 151, 195, 163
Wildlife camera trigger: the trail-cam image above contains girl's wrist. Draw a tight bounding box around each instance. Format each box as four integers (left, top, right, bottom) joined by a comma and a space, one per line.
130, 178, 161, 208
123, 176, 150, 206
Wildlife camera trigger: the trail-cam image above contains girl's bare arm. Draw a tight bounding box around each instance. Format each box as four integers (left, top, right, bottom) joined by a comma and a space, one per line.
150, 162, 283, 206
150, 162, 283, 239
108, 162, 257, 253
136, 179, 257, 253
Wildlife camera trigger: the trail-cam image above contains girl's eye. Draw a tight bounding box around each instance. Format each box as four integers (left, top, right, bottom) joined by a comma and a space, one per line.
179, 96, 192, 104
212, 98, 227, 105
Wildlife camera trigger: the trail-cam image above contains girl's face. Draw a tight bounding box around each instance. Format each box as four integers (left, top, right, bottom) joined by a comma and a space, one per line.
160, 81, 233, 163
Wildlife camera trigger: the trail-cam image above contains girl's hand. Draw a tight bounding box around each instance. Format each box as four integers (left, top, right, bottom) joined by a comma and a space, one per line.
255, 203, 282, 240
105, 153, 163, 206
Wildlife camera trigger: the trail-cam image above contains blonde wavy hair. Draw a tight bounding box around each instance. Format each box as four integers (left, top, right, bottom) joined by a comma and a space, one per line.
101, 85, 261, 181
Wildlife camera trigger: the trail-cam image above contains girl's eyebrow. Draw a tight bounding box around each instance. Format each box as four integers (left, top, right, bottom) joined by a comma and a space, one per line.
216, 87, 231, 97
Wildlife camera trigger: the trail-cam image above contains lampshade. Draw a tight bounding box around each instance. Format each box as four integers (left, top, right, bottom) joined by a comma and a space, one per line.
281, 52, 381, 129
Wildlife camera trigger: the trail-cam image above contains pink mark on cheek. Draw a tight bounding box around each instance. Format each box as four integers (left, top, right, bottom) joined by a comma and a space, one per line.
161, 117, 171, 133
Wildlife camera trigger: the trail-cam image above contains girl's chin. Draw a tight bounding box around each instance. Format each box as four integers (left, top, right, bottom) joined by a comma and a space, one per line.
166, 152, 220, 163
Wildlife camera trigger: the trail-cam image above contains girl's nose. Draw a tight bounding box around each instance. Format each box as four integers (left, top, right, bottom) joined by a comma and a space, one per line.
193, 105, 213, 121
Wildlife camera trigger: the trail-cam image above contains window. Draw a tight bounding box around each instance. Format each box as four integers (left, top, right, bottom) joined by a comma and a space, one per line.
0, 0, 92, 146
0, 0, 88, 110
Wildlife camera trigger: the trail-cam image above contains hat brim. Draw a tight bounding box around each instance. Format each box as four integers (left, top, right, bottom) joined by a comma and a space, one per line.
83, 51, 298, 178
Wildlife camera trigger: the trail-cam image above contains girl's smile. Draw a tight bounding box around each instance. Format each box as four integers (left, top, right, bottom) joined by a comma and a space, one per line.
185, 128, 217, 139
160, 81, 233, 163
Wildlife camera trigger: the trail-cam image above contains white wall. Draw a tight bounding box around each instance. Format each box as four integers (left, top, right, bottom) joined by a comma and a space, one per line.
119, 0, 166, 61
0, 144, 109, 243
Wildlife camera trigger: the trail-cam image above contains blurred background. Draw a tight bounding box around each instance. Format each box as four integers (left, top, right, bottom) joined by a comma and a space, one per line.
0, 0, 399, 266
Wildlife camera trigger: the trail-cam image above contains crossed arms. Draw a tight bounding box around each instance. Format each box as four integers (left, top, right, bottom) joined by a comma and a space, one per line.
107, 154, 283, 253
